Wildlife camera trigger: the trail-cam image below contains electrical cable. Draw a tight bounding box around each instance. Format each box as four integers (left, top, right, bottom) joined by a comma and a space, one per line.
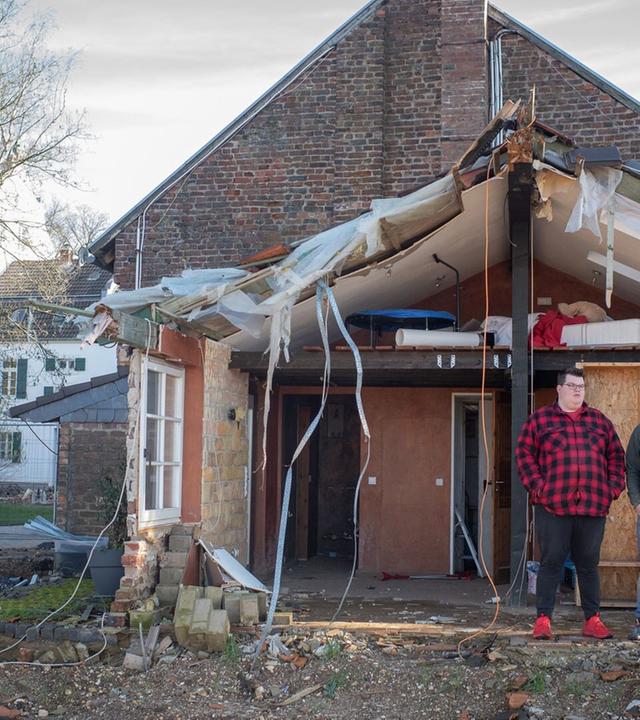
0, 469, 127, 662
18, 416, 58, 456
0, 613, 108, 668
457, 153, 502, 658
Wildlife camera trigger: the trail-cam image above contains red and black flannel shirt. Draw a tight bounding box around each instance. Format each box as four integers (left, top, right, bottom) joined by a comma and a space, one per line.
515, 402, 626, 517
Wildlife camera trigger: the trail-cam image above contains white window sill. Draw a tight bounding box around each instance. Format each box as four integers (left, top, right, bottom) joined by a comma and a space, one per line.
138, 513, 181, 531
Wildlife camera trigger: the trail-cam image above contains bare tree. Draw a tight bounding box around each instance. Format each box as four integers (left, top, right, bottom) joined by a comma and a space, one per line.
44, 200, 109, 253
0, 0, 87, 259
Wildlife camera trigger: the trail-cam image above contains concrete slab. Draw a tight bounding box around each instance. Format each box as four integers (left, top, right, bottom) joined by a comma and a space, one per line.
174, 585, 202, 646
223, 591, 249, 624
204, 586, 223, 609
240, 594, 259, 626
156, 585, 180, 606
159, 567, 184, 586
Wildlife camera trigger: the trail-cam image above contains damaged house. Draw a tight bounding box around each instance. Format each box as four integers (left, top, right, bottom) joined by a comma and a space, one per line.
73, 0, 640, 616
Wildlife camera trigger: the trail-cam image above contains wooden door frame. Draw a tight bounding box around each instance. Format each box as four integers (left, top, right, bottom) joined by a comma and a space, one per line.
450, 392, 494, 575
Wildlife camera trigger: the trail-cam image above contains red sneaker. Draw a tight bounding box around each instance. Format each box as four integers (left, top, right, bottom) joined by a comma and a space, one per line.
533, 614, 552, 639
583, 613, 613, 639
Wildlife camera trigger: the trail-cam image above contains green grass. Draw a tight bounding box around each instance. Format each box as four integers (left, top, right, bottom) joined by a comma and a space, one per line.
0, 503, 53, 526
321, 640, 342, 662
223, 634, 240, 663
525, 672, 547, 693
323, 670, 348, 699
0, 578, 95, 621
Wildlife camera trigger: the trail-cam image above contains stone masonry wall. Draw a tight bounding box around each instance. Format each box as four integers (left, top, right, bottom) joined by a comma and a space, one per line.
113, 0, 489, 289
201, 340, 250, 560
55, 422, 126, 536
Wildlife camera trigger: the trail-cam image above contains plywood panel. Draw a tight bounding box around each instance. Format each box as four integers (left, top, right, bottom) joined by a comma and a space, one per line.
582, 365, 640, 603
359, 388, 452, 574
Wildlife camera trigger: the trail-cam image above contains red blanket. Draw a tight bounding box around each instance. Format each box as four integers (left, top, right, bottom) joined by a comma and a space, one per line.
530, 310, 588, 349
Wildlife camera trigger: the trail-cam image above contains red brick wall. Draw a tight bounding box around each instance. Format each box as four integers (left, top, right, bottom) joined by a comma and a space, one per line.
56, 423, 127, 536
490, 19, 640, 159
419, 259, 640, 324
112, 3, 639, 293
113, 0, 489, 289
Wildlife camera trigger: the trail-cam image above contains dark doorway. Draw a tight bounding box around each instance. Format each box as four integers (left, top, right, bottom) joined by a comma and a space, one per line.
282, 395, 360, 562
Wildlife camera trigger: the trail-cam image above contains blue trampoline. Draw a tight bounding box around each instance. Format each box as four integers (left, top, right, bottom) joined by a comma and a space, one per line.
347, 308, 456, 333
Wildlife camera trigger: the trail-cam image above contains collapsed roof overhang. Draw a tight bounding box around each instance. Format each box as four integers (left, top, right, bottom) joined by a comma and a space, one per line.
75, 104, 640, 359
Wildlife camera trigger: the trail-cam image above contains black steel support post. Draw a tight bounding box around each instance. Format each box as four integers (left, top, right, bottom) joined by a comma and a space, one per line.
508, 160, 533, 606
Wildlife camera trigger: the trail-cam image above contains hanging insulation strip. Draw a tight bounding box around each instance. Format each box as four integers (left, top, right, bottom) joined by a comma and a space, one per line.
257, 285, 332, 647
320, 282, 372, 623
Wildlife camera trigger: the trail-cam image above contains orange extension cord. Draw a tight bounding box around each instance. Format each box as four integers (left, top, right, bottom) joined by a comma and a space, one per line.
457, 152, 502, 658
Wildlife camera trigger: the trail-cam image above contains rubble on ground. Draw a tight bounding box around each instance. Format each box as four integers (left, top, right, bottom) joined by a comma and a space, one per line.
1, 600, 639, 719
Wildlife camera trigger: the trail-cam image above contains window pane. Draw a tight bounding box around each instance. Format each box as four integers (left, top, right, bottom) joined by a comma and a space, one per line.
165, 374, 179, 417
164, 420, 181, 462
147, 370, 160, 414
145, 418, 161, 462
163, 466, 179, 508
145, 465, 160, 511
0, 433, 10, 460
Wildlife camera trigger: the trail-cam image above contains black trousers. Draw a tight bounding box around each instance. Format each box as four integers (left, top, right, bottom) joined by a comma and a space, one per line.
535, 506, 606, 620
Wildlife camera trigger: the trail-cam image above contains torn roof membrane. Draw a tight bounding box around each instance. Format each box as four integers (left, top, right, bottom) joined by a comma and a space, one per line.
83, 108, 640, 352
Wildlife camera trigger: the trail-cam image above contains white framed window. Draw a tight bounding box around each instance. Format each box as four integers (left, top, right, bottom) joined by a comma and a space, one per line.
0, 431, 21, 464
1, 359, 17, 397
139, 358, 185, 527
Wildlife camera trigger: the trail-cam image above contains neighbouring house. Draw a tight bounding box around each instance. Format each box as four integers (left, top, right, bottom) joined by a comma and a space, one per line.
75, 0, 640, 615
0, 250, 116, 494
9, 368, 128, 535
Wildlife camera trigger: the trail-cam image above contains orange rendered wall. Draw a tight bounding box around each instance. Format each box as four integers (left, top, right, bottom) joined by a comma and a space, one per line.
158, 327, 204, 523
359, 387, 452, 575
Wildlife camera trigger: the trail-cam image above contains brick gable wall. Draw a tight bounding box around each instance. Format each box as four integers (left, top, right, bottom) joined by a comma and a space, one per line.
113, 0, 489, 289
490, 19, 640, 158
112, 3, 638, 292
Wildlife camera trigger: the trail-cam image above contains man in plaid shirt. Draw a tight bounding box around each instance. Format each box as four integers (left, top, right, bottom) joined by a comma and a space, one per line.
516, 367, 625, 640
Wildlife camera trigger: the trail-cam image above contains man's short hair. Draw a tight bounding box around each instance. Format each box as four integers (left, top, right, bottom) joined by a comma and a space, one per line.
557, 367, 584, 385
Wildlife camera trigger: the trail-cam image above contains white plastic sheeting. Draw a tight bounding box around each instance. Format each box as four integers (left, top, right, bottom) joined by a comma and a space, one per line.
533, 161, 640, 309
481, 314, 543, 347
90, 268, 249, 313
565, 167, 623, 240
606, 193, 640, 240
90, 174, 461, 349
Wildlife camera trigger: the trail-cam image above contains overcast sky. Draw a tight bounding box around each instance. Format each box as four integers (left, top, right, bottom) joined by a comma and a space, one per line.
22, 0, 640, 231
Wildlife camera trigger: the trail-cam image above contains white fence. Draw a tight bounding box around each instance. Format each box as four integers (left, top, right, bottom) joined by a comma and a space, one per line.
0, 420, 58, 490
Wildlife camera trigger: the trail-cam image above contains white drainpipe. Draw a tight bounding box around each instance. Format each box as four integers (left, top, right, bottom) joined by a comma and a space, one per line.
489, 29, 516, 146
